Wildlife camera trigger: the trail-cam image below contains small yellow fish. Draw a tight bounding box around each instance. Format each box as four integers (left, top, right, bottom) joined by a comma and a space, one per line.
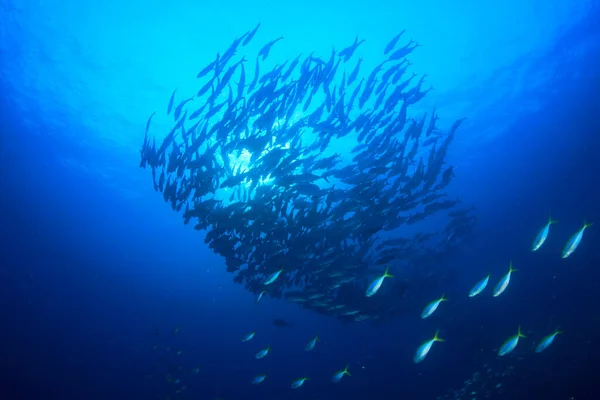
498, 325, 526, 356
255, 345, 270, 359
366, 266, 393, 297
331, 365, 351, 383
414, 330, 444, 363
532, 215, 558, 251
493, 261, 517, 297
304, 333, 320, 351
562, 221, 592, 258
421, 294, 447, 319
291, 377, 309, 389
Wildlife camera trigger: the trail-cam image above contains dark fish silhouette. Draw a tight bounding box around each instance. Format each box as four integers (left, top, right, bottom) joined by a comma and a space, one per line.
272, 318, 293, 327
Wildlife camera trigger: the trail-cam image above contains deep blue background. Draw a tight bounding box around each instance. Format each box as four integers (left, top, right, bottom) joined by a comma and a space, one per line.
1, 1, 600, 399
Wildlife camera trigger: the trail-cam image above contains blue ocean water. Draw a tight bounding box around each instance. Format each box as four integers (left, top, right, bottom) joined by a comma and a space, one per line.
1, 0, 599, 399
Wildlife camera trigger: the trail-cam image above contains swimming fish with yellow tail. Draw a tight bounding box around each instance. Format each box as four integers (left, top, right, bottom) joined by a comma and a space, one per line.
498, 325, 526, 356
304, 333, 320, 351
493, 261, 517, 297
469, 274, 490, 297
414, 330, 444, 363
255, 345, 270, 359
241, 332, 255, 342
291, 377, 309, 389
535, 329, 563, 353
331, 365, 351, 383
365, 266, 393, 297
532, 214, 558, 251
250, 374, 267, 385
421, 294, 447, 319
562, 221, 593, 258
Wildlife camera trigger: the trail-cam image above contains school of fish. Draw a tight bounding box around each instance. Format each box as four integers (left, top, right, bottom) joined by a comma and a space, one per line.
140, 24, 592, 394
140, 25, 477, 325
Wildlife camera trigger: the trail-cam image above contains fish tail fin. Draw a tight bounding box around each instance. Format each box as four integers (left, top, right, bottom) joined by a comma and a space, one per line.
433, 329, 445, 342
440, 293, 448, 302
584, 220, 593, 228
344, 365, 351, 376
549, 214, 558, 224
518, 326, 527, 338
556, 328, 564, 335
509, 260, 518, 273
384, 265, 394, 278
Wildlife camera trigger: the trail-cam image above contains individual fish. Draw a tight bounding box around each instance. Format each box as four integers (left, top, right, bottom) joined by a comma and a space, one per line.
365, 266, 394, 297
469, 274, 490, 297
414, 330, 444, 363
338, 36, 365, 62
291, 377, 309, 389
255, 345, 271, 359
384, 30, 406, 55
251, 374, 267, 385
420, 294, 447, 319
304, 333, 320, 351
196, 60, 216, 79
347, 58, 362, 87
562, 221, 593, 258
535, 329, 563, 353
167, 89, 177, 115
242, 23, 261, 46
331, 365, 351, 383
256, 290, 266, 303
272, 318, 292, 328
258, 36, 284, 60
173, 96, 194, 121
532, 215, 558, 251
493, 261, 517, 297
264, 269, 283, 285
498, 326, 526, 356
241, 332, 255, 342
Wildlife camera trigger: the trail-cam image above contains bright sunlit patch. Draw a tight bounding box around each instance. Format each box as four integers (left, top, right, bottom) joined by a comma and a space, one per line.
228, 149, 252, 175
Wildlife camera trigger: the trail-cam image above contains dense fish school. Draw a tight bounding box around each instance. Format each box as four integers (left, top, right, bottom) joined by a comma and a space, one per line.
139, 25, 477, 324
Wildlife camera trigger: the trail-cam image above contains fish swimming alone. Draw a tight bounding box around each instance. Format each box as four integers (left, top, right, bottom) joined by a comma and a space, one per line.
331, 365, 351, 383
414, 330, 444, 363
421, 294, 447, 319
493, 261, 517, 297
255, 345, 271, 359
562, 221, 593, 258
532, 215, 558, 251
498, 326, 526, 356
256, 290, 266, 303
251, 374, 267, 385
241, 332, 255, 342
291, 377, 309, 389
469, 275, 490, 297
366, 266, 394, 297
304, 333, 320, 351
535, 329, 563, 353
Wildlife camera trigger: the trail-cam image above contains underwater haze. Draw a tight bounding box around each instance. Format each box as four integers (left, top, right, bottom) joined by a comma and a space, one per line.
1, 0, 600, 399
